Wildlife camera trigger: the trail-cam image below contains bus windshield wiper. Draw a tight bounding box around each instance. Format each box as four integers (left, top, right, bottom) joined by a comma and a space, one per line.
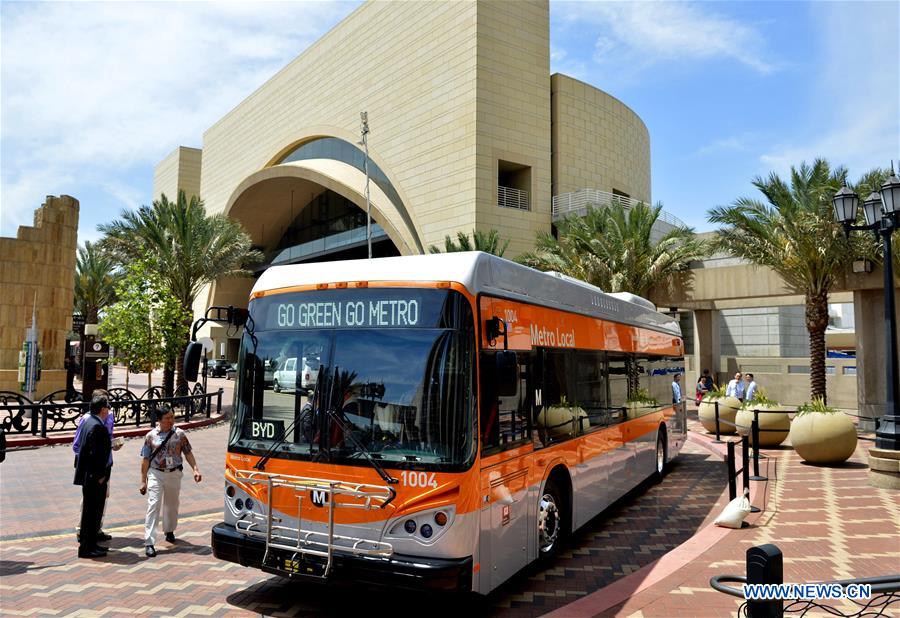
324, 366, 398, 487
254, 364, 325, 471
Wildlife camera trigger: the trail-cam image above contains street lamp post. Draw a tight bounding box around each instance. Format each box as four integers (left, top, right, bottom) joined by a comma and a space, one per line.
833, 168, 900, 451
360, 111, 372, 259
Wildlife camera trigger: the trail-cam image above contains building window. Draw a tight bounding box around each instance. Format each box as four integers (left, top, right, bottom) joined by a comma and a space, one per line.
498, 160, 531, 211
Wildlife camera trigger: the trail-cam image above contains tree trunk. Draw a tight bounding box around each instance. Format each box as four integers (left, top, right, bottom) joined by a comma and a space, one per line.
806, 289, 830, 403
163, 362, 174, 397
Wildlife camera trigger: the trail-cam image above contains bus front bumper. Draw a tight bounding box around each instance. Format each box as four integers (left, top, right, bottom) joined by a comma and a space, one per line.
211, 522, 473, 592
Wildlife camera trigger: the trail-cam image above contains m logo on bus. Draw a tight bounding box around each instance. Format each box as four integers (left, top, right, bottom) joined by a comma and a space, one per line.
310, 490, 329, 507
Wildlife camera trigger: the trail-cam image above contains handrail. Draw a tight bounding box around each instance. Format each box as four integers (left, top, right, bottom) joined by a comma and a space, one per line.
552, 188, 687, 228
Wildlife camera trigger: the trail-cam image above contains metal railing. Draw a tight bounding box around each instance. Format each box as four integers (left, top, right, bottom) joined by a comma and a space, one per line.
0, 385, 224, 438
552, 188, 687, 228
711, 544, 900, 617
498, 185, 529, 211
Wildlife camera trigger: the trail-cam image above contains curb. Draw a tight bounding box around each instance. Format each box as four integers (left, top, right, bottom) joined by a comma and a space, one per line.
543, 430, 768, 618
5, 414, 228, 449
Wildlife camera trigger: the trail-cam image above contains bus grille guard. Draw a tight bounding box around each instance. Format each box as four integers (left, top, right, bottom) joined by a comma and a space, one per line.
232, 469, 395, 578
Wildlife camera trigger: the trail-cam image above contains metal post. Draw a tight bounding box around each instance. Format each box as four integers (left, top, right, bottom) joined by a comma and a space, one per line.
743, 434, 761, 513
876, 220, 900, 450
751, 415, 767, 481
746, 544, 784, 618
713, 401, 723, 443
40, 407, 47, 438
30, 405, 38, 436
360, 111, 372, 259
727, 440, 737, 501
217, 388, 223, 415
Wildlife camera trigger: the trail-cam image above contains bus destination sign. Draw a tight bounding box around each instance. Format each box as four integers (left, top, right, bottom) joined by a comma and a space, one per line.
255, 289, 453, 331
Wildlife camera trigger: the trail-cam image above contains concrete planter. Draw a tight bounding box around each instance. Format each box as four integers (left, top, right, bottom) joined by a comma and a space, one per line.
736, 405, 791, 447
698, 396, 741, 434
789, 411, 857, 464
537, 405, 588, 438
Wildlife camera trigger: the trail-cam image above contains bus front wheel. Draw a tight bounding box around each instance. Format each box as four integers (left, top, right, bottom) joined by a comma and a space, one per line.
653, 428, 668, 483
538, 481, 565, 558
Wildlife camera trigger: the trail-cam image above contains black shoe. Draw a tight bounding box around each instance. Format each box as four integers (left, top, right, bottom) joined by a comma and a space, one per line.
78, 547, 107, 558
97, 531, 112, 542
165, 532, 176, 543
145, 545, 157, 557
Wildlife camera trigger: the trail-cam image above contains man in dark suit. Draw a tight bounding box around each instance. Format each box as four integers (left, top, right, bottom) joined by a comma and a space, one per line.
74, 393, 112, 558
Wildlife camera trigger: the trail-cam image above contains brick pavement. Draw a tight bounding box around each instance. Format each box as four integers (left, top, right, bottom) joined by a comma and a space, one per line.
0, 418, 726, 616
554, 418, 900, 617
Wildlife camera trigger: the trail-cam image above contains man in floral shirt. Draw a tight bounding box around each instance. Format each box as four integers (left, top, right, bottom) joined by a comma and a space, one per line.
139, 404, 202, 557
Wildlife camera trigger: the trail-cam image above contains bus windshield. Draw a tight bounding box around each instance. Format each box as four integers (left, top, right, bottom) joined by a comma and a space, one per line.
230, 288, 477, 471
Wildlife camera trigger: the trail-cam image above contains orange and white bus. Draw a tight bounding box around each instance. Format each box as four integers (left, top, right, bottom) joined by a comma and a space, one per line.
205, 252, 686, 593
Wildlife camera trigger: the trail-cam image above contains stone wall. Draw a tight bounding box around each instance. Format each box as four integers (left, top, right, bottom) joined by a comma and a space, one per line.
0, 195, 79, 398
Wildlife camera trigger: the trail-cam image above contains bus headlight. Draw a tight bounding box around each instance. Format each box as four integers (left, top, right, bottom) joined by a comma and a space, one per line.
385, 506, 455, 544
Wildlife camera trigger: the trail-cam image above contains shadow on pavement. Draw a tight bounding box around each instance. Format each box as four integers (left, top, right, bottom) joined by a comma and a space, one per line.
0, 560, 33, 576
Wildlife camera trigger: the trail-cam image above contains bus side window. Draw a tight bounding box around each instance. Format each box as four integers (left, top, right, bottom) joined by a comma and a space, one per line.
607, 353, 629, 425
479, 351, 531, 454
575, 350, 607, 430
535, 348, 579, 444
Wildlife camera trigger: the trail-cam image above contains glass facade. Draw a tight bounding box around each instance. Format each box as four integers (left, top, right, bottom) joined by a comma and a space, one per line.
266, 189, 393, 266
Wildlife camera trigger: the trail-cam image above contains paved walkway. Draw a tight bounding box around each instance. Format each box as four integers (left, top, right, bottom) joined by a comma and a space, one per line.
2, 404, 897, 617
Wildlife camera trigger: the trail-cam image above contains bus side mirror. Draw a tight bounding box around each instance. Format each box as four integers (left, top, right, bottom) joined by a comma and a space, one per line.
183, 342, 204, 383
496, 351, 518, 397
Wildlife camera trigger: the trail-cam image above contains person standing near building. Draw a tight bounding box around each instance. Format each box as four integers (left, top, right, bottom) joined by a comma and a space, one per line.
139, 405, 202, 557
726, 371, 745, 402
744, 373, 758, 402
74, 394, 112, 558
696, 368, 714, 404
73, 392, 121, 544
671, 374, 683, 405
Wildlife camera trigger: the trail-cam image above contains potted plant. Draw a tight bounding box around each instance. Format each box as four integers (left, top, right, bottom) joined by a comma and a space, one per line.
698, 384, 741, 435
537, 396, 588, 438
625, 388, 658, 418
735, 389, 791, 447
789, 397, 857, 464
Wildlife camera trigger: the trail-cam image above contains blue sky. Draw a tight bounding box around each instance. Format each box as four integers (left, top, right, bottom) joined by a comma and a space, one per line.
1, 1, 898, 242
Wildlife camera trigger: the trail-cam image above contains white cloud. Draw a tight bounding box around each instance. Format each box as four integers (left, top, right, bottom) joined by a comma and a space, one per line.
759, 2, 899, 178
554, 1, 776, 75
0, 1, 357, 237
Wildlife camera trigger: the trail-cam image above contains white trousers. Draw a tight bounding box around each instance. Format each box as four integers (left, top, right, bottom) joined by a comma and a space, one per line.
144, 467, 183, 545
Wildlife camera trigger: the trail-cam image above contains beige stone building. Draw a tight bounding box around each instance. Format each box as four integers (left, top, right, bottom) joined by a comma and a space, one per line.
152, 0, 655, 359
0, 196, 79, 398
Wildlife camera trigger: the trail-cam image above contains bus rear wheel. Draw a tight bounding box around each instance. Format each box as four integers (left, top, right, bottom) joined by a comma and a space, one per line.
538, 481, 565, 558
653, 428, 668, 483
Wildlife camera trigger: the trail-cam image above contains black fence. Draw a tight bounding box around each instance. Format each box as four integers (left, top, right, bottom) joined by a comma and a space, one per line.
0, 384, 224, 438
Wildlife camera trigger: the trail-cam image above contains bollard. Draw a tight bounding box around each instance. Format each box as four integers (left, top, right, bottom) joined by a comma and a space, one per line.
743, 434, 761, 513
40, 408, 48, 438
746, 544, 784, 618
713, 401, 723, 443
30, 405, 38, 436
727, 440, 737, 501
750, 417, 768, 481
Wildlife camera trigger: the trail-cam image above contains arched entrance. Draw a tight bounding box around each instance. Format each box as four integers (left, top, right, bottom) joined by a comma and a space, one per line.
206, 147, 425, 360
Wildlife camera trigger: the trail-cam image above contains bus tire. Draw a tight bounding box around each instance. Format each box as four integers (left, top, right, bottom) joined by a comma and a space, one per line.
537, 479, 566, 560
653, 426, 668, 483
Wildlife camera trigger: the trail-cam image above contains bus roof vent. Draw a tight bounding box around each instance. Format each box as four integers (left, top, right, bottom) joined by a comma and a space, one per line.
607, 291, 657, 311
544, 271, 604, 294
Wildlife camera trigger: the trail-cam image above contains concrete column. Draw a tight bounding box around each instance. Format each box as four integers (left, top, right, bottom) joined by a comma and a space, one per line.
854, 287, 900, 431
692, 309, 720, 389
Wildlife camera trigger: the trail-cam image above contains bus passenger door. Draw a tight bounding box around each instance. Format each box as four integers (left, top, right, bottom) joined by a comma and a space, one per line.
478, 350, 533, 591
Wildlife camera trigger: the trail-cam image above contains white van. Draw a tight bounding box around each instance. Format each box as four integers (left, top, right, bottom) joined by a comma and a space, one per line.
273, 357, 318, 394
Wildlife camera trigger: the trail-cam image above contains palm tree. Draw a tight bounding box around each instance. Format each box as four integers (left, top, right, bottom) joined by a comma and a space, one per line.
99, 191, 263, 395
518, 201, 707, 297
74, 241, 120, 325
707, 159, 873, 402
428, 229, 509, 257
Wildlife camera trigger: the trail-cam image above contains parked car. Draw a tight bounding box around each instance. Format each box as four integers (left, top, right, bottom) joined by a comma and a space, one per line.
225, 366, 237, 380
273, 356, 319, 394
208, 359, 233, 378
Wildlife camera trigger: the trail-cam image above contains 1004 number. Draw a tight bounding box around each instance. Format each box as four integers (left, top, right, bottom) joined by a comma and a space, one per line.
400, 471, 438, 488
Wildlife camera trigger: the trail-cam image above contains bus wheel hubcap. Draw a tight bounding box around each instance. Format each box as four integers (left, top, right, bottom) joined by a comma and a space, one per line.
538, 493, 559, 553
657, 439, 665, 473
